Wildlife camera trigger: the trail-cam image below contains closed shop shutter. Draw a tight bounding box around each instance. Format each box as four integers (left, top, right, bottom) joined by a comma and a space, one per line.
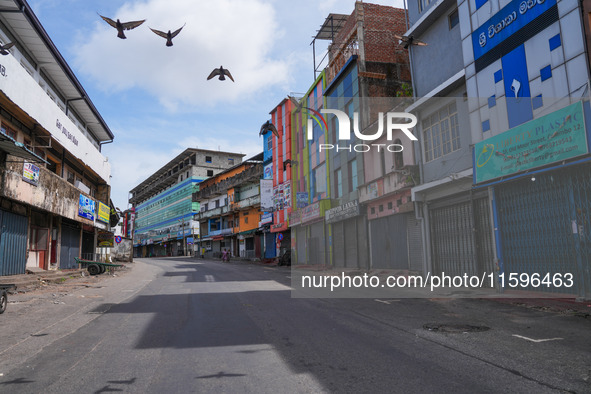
332, 222, 345, 268
370, 214, 408, 270
406, 214, 424, 273
60, 223, 80, 269
0, 209, 28, 276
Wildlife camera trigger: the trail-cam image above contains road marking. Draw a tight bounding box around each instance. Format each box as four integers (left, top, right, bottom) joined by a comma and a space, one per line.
512, 334, 563, 343
374, 299, 400, 305
205, 275, 215, 282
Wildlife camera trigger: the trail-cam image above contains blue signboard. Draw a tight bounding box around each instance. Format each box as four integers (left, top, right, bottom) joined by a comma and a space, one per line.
78, 194, 96, 221
472, 0, 556, 61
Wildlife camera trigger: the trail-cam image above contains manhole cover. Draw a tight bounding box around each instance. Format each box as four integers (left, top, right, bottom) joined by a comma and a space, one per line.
423, 323, 490, 333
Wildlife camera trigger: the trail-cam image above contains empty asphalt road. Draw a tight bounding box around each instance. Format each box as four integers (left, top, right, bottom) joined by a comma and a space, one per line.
0, 257, 589, 393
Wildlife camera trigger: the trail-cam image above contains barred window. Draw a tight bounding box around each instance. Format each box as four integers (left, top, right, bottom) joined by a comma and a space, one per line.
423, 102, 460, 162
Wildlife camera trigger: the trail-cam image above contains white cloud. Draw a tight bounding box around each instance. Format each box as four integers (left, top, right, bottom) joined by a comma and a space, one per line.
75, 0, 289, 109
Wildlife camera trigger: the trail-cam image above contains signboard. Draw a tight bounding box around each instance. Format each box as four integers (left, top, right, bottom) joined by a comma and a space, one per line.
259, 212, 273, 226
260, 179, 274, 210
289, 210, 302, 226
300, 201, 321, 223
22, 162, 40, 185
264, 163, 273, 180
78, 194, 96, 221
325, 200, 360, 224
472, 0, 557, 61
98, 202, 110, 223
98, 231, 114, 247
296, 192, 308, 208
474, 102, 588, 184
283, 182, 291, 208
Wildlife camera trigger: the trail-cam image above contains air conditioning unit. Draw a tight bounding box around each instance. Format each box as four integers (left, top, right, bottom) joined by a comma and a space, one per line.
75, 180, 90, 194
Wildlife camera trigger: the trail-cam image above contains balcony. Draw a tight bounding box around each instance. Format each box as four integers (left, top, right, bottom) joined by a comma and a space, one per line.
193, 164, 263, 201
236, 195, 260, 210
193, 205, 229, 221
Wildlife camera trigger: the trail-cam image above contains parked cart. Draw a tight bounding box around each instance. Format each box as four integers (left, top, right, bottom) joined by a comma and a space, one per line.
74, 257, 123, 275
0, 284, 16, 314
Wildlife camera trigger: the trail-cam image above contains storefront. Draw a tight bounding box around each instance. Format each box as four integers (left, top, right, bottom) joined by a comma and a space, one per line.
475, 101, 591, 297
325, 200, 369, 270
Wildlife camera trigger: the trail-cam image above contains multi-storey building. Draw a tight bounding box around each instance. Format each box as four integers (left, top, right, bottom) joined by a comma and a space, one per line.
193, 153, 264, 259
269, 98, 293, 256
407, 0, 590, 297
465, 0, 590, 298
321, 2, 416, 271
130, 148, 244, 258
0, 0, 115, 274
289, 72, 333, 266
259, 123, 275, 259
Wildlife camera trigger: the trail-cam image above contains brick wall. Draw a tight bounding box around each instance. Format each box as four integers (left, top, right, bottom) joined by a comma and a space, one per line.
327, 2, 411, 90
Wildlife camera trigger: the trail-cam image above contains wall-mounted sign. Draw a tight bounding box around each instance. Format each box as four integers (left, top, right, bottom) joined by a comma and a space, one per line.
472, 0, 556, 61
296, 192, 308, 208
22, 162, 40, 185
78, 194, 96, 221
260, 179, 274, 210
474, 102, 588, 184
98, 201, 110, 223
264, 163, 273, 180
325, 200, 360, 224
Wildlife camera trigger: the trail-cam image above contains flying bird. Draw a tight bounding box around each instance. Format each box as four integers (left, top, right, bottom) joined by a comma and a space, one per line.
393, 34, 427, 49
0, 42, 14, 55
150, 24, 185, 47
207, 66, 234, 82
99, 14, 146, 39
259, 120, 279, 138
288, 95, 305, 113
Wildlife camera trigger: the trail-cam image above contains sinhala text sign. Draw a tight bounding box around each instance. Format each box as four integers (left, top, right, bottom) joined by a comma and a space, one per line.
474, 101, 588, 184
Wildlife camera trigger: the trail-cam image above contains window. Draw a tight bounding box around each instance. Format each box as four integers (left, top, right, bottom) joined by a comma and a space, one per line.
388, 202, 393, 210
67, 171, 75, 184
449, 9, 459, 29
379, 205, 384, 212
215, 200, 220, 208
419, 0, 434, 12
348, 159, 358, 193
244, 217, 248, 224
371, 207, 375, 214
267, 135, 273, 151
207, 170, 214, 177
180, 175, 183, 181
1, 126, 16, 139
334, 169, 342, 198
423, 101, 460, 162
205, 156, 212, 163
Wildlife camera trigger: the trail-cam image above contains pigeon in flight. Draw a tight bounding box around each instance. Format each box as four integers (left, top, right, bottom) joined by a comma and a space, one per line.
393, 34, 427, 49
207, 66, 234, 82
150, 24, 185, 47
288, 95, 305, 113
99, 14, 146, 39
259, 120, 279, 138
0, 42, 14, 55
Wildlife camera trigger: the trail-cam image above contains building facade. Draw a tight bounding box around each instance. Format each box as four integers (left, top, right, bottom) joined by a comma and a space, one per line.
130, 149, 244, 257
407, 0, 591, 297
0, 0, 115, 275
193, 153, 264, 259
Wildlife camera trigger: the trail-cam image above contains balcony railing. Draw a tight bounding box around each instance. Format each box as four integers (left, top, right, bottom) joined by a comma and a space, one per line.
193, 205, 229, 221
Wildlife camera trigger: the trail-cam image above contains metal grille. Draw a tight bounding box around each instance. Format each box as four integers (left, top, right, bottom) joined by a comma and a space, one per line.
496, 165, 591, 297
430, 198, 494, 285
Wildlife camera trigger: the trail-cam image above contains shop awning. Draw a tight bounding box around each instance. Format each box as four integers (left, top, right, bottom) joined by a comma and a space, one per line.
0, 132, 47, 163
238, 229, 257, 236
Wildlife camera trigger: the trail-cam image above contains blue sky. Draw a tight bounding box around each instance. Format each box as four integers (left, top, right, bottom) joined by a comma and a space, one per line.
28, 0, 403, 211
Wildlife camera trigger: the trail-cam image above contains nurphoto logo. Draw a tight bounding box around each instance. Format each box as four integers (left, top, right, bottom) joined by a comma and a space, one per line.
307, 109, 418, 153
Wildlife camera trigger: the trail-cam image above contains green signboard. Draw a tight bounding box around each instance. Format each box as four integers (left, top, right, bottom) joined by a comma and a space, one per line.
474, 102, 588, 184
